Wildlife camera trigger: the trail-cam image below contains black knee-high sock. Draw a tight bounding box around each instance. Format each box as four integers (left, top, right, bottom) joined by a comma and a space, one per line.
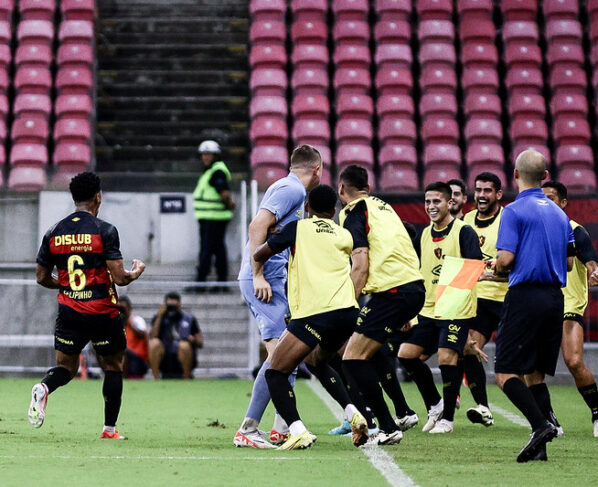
399, 357, 442, 410
306, 362, 351, 409
502, 378, 546, 431
439, 365, 460, 422
371, 351, 414, 417
42, 366, 72, 394
529, 383, 555, 423
342, 359, 397, 432
265, 369, 300, 426
103, 371, 123, 427
464, 354, 488, 406
578, 383, 598, 420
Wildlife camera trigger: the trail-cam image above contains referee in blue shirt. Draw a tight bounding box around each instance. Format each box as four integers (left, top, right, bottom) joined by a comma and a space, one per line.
493, 149, 575, 463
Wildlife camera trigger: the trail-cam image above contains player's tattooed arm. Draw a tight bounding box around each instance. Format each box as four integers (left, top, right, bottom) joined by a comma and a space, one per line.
106, 259, 146, 286
350, 247, 369, 299
36, 264, 59, 289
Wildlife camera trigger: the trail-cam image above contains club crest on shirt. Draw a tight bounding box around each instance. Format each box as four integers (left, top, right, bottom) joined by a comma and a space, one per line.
479, 235, 486, 247
434, 248, 443, 259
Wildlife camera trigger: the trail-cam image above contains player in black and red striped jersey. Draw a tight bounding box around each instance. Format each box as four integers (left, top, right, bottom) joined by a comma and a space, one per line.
28, 172, 145, 439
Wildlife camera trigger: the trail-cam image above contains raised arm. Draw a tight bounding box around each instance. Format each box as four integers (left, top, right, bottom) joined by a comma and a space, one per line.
106, 259, 146, 286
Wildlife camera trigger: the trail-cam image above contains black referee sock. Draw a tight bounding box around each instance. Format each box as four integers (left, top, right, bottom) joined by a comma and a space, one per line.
578, 383, 598, 421
305, 362, 351, 409
464, 354, 488, 407
265, 369, 301, 426
529, 383, 555, 423
399, 357, 442, 410
103, 371, 123, 427
42, 366, 72, 394
371, 351, 414, 417
503, 378, 546, 431
342, 359, 398, 433
439, 365, 460, 422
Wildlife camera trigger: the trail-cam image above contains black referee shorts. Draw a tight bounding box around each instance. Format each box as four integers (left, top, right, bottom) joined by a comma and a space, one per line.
495, 284, 563, 376
469, 298, 503, 342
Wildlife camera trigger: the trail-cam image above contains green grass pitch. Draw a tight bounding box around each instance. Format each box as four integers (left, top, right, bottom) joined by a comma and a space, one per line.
0, 378, 597, 486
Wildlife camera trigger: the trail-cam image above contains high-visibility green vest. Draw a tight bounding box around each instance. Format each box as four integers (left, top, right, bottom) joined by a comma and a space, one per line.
193, 160, 233, 221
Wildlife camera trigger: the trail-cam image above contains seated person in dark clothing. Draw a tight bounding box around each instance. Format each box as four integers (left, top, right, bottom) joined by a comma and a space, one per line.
148, 292, 203, 379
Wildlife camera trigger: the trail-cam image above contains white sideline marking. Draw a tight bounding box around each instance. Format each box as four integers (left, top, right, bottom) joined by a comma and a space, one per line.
307, 380, 419, 487
488, 402, 530, 428
0, 455, 314, 461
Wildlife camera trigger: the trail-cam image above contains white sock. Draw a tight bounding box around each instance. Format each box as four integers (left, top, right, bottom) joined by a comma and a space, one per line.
272, 413, 289, 433
289, 420, 307, 436
344, 404, 359, 421
103, 425, 115, 434
239, 417, 259, 433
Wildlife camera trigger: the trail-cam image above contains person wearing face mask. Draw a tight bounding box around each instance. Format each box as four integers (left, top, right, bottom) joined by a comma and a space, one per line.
148, 292, 203, 379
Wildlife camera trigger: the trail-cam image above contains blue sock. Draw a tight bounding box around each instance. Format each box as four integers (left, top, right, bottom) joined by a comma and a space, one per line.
245, 361, 271, 422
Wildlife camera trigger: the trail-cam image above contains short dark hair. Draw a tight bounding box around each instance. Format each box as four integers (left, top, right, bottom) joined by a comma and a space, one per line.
308, 184, 337, 214
339, 165, 369, 191
69, 172, 101, 203
474, 172, 502, 191
290, 144, 321, 169
165, 291, 181, 302
424, 181, 452, 201
542, 180, 568, 200
447, 178, 466, 194
119, 295, 131, 307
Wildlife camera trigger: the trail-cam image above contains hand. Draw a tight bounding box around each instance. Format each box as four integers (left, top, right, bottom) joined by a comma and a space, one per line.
468, 340, 488, 363
590, 269, 598, 287
400, 322, 412, 333
478, 271, 495, 282
157, 303, 167, 317
131, 259, 146, 279
253, 275, 272, 303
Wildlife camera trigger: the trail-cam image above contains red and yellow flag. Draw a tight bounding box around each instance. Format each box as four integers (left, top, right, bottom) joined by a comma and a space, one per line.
434, 256, 486, 319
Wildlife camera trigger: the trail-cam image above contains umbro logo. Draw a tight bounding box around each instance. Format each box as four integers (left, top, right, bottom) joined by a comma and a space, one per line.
432, 264, 443, 276
314, 220, 334, 234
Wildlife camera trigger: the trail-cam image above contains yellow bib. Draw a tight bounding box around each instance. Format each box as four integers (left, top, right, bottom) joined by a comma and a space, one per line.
563, 220, 589, 317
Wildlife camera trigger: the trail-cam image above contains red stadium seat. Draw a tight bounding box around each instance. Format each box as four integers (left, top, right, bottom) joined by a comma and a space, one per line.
589, 0, 598, 19
332, 0, 369, 21
10, 143, 48, 166
420, 67, 457, 94
292, 44, 328, 69
418, 20, 454, 43
53, 143, 90, 167
58, 20, 93, 45
310, 145, 331, 167
459, 20, 495, 43
61, 0, 95, 21
0, 20, 9, 44
291, 20, 327, 44
292, 94, 329, 120
0, 69, 9, 93
420, 93, 457, 120
553, 119, 591, 146
423, 144, 461, 167
501, 0, 537, 21
249, 20, 285, 45
7, 166, 46, 191
0, 95, 8, 120
510, 119, 548, 145
555, 145, 593, 168
379, 145, 417, 168
333, 68, 371, 94
291, 68, 328, 95
0, 0, 12, 21
334, 45, 370, 69
549, 66, 587, 95
56, 43, 93, 68
418, 43, 456, 69
417, 0, 453, 20
423, 165, 461, 186
465, 143, 505, 167
422, 119, 459, 144
14, 93, 51, 119
375, 67, 413, 95
336, 144, 374, 168
374, 20, 411, 44
376, 0, 411, 21
462, 67, 499, 94
464, 119, 502, 144
56, 67, 93, 95
15, 67, 51, 94
291, 0, 327, 21
250, 118, 288, 146
377, 94, 414, 120
15, 44, 52, 67
545, 20, 582, 44
53, 118, 90, 145
379, 118, 416, 145
374, 44, 412, 69
0, 44, 9, 69
464, 93, 501, 119
249, 96, 287, 120
457, 0, 493, 21
335, 119, 373, 145
467, 165, 507, 189
0, 119, 7, 140
588, 18, 598, 43
250, 45, 287, 69
250, 145, 288, 169
337, 94, 373, 119
54, 94, 91, 119
333, 20, 369, 46
19, 0, 54, 20
252, 165, 288, 191
508, 94, 546, 120
18, 20, 53, 45
249, 69, 287, 96
543, 0, 578, 20
546, 44, 584, 69
11, 117, 48, 144
550, 94, 588, 119
558, 167, 597, 192
461, 43, 498, 69
502, 21, 539, 46
504, 44, 542, 69
292, 119, 330, 145
250, 0, 286, 21
505, 68, 543, 95
379, 164, 419, 191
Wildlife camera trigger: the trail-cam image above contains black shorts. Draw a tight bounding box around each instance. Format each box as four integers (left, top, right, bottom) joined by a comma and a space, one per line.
55, 304, 126, 356
469, 298, 503, 341
380, 329, 412, 356
495, 284, 563, 376
406, 315, 472, 355
564, 312, 584, 326
355, 281, 425, 344
288, 307, 358, 352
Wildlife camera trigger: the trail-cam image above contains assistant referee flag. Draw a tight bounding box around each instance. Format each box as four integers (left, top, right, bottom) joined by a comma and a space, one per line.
434, 256, 486, 319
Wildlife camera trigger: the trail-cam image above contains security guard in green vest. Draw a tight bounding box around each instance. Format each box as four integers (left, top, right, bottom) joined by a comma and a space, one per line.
193, 140, 235, 286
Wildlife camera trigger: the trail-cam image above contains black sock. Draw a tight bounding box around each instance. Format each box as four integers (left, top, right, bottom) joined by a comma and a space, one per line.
439, 365, 460, 422
503, 378, 546, 431
464, 354, 488, 406
529, 383, 556, 423
371, 351, 414, 417
399, 357, 442, 410
455, 357, 464, 398
41, 366, 72, 394
265, 369, 300, 426
578, 383, 598, 421
342, 359, 397, 432
306, 362, 351, 409
103, 371, 123, 427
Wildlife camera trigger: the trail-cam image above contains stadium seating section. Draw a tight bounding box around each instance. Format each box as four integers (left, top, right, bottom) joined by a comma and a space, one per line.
249, 0, 598, 192
0, 0, 95, 191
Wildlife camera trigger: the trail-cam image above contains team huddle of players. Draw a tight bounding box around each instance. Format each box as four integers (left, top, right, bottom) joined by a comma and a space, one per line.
233, 145, 598, 456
